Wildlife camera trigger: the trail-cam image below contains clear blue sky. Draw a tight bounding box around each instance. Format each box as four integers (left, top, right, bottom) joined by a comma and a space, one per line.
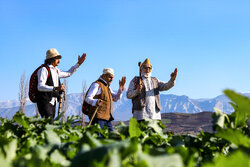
0, 0, 250, 101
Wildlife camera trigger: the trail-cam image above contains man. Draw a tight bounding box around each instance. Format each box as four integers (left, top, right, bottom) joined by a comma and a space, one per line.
37, 48, 86, 122
83, 68, 126, 131
127, 58, 177, 121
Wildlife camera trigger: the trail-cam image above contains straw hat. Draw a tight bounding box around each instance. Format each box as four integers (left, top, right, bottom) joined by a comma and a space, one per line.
46, 48, 62, 60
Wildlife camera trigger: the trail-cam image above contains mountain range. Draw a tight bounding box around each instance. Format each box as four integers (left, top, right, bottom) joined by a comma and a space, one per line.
0, 92, 249, 121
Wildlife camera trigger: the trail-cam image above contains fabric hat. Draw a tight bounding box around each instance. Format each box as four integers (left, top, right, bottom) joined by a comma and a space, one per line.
142, 58, 152, 67
46, 48, 62, 60
103, 68, 114, 76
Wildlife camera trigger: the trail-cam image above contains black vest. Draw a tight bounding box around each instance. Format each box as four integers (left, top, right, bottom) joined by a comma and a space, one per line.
36, 67, 60, 104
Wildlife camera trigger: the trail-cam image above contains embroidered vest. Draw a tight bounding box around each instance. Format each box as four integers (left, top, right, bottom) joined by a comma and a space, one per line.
131, 76, 161, 113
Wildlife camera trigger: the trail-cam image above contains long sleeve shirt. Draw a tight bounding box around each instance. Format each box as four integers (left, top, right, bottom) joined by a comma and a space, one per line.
127, 76, 175, 120
37, 63, 79, 105
85, 77, 124, 106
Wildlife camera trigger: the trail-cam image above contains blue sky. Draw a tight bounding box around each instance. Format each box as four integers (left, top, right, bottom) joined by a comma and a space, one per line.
0, 0, 250, 101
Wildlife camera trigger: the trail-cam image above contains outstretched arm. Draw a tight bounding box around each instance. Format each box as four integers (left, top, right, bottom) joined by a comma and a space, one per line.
111, 76, 126, 102
158, 68, 177, 91
59, 53, 87, 78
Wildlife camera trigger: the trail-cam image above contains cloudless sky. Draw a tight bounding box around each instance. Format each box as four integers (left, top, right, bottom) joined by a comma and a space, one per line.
0, 0, 250, 101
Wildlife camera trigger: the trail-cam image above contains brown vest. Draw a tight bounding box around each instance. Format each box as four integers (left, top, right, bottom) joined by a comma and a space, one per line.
83, 79, 113, 121
131, 77, 161, 113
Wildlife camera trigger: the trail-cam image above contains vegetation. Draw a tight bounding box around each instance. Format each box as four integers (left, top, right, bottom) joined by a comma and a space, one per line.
0, 89, 249, 167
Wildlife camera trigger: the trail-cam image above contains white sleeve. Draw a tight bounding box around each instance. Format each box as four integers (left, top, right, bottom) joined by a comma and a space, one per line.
58, 63, 79, 78
85, 83, 100, 106
37, 67, 53, 92
111, 88, 123, 102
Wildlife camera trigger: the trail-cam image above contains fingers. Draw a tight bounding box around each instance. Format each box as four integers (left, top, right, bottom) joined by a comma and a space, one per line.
61, 84, 65, 91
170, 68, 177, 81
119, 76, 126, 85
80, 53, 86, 60
96, 99, 103, 106
122, 76, 126, 84
77, 53, 87, 66
137, 84, 143, 92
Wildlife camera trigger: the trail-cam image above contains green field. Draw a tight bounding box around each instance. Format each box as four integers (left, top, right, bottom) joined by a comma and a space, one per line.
0, 89, 249, 167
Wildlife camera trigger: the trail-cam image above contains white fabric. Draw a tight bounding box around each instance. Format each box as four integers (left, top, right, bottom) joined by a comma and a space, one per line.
85, 77, 123, 106
127, 73, 175, 120
37, 63, 79, 105
133, 76, 161, 120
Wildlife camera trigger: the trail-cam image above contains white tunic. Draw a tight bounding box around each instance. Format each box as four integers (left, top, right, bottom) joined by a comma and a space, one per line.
127, 74, 175, 120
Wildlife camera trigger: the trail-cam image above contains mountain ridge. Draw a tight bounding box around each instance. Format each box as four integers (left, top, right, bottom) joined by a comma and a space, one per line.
1, 92, 249, 121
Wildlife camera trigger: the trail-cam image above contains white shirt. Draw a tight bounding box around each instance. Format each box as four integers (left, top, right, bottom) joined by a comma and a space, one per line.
127, 74, 175, 120
37, 63, 79, 105
85, 77, 123, 106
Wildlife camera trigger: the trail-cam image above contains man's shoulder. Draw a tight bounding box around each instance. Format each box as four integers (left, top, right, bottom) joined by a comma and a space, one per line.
151, 77, 159, 83
151, 76, 158, 80
132, 76, 140, 80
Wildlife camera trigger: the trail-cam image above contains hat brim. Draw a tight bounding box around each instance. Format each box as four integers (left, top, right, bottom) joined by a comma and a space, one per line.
54, 55, 62, 59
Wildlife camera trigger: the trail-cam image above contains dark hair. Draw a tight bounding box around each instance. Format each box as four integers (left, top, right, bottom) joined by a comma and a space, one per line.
44, 58, 55, 65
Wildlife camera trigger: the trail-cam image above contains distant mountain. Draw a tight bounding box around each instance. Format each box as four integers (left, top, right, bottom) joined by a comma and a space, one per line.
1, 92, 249, 121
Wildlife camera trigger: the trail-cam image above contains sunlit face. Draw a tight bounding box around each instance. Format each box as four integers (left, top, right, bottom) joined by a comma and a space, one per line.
103, 74, 114, 85
52, 57, 61, 67
142, 64, 152, 74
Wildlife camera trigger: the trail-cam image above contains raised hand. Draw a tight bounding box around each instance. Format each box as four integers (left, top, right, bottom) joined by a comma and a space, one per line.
78, 53, 87, 66
170, 68, 178, 81
119, 76, 126, 91
137, 82, 143, 93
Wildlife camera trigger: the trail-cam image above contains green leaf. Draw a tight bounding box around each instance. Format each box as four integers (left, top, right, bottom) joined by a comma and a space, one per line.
44, 130, 61, 145
203, 151, 250, 167
137, 153, 183, 167
169, 136, 185, 147
224, 89, 250, 127
50, 150, 70, 166
72, 140, 131, 167
115, 122, 129, 138
106, 149, 122, 167
13, 112, 29, 129
0, 157, 11, 167
216, 129, 250, 148
129, 118, 142, 138
212, 107, 229, 129
147, 119, 164, 134
33, 145, 50, 161
3, 139, 17, 162
84, 132, 102, 148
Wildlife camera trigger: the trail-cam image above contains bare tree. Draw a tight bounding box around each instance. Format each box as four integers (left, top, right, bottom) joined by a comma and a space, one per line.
61, 79, 68, 122
80, 80, 87, 127
19, 72, 28, 114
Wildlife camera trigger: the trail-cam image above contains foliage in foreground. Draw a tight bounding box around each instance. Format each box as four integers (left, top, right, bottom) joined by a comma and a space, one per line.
0, 89, 249, 167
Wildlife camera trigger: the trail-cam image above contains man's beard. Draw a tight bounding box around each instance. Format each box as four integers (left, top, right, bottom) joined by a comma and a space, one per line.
141, 72, 152, 78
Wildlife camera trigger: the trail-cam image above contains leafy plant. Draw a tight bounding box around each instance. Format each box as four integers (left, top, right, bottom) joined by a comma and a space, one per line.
0, 89, 249, 166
